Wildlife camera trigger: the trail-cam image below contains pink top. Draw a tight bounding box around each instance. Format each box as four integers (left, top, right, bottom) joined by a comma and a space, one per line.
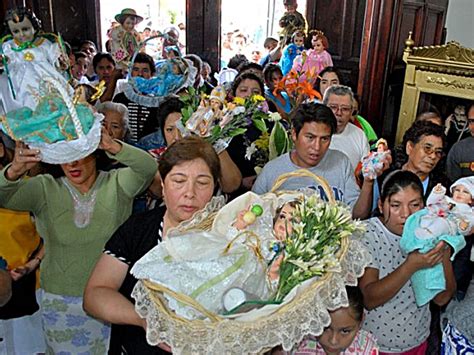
294, 329, 379, 354
292, 49, 333, 81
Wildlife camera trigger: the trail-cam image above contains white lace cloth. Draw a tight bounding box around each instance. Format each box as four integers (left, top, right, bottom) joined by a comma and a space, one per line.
132, 237, 371, 354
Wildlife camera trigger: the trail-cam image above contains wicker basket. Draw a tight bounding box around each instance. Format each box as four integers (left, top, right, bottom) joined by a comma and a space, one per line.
132, 169, 371, 354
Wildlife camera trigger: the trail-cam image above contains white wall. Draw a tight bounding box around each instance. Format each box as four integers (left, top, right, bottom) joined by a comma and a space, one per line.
445, 0, 474, 48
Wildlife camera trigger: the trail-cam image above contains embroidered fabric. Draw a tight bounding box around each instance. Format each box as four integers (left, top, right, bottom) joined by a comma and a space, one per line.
61, 173, 104, 228
131, 238, 371, 354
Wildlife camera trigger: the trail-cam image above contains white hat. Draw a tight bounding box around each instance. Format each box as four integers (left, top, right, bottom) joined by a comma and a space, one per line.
450, 176, 474, 198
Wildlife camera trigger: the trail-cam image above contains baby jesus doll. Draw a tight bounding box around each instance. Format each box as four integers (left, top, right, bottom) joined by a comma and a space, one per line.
109, 8, 143, 69
131, 192, 301, 319
400, 177, 474, 306
0, 6, 71, 113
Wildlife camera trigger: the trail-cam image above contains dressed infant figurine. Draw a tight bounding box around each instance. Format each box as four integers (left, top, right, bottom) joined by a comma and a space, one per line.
109, 8, 143, 69
361, 138, 390, 180
400, 177, 474, 306
292, 30, 333, 81
131, 191, 301, 319
279, 30, 305, 75
0, 6, 71, 113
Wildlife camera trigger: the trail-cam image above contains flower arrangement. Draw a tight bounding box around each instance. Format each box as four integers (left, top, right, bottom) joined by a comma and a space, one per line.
274, 54, 322, 112
245, 111, 292, 173
274, 194, 365, 302
179, 89, 272, 147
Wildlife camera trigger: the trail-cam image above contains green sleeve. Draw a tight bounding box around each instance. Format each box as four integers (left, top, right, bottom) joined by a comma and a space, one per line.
106, 142, 158, 198
0, 165, 46, 214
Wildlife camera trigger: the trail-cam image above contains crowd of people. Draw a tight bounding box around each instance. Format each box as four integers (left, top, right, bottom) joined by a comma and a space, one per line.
0, 1, 473, 354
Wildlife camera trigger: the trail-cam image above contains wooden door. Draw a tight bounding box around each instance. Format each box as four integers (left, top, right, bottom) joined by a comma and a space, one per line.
358, 0, 449, 142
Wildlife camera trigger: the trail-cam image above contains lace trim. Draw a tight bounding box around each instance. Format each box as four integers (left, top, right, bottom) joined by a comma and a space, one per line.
132, 238, 371, 354
61, 172, 104, 228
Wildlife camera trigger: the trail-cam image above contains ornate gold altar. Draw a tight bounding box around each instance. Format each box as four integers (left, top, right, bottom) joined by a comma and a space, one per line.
396, 33, 474, 143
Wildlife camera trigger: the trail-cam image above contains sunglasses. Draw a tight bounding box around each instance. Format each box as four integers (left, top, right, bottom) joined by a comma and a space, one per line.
421, 143, 444, 158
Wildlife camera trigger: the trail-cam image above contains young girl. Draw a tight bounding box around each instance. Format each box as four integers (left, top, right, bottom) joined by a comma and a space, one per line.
359, 170, 456, 354
0, 6, 71, 113
400, 177, 474, 306
279, 30, 305, 75
292, 286, 378, 354
292, 30, 333, 79
109, 8, 143, 69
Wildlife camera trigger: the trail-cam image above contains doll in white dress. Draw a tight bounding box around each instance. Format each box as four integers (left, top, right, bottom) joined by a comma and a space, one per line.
0, 7, 70, 113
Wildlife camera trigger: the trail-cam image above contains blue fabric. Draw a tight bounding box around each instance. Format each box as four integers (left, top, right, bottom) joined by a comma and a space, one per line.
279, 44, 304, 75
442, 322, 474, 354
400, 209, 466, 306
264, 88, 292, 114
133, 59, 187, 97
137, 131, 165, 151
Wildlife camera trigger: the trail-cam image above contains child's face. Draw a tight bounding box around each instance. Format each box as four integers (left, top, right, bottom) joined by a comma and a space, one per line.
210, 98, 222, 111
293, 35, 304, 47
8, 17, 35, 43
312, 38, 325, 54
273, 204, 296, 240
452, 185, 473, 205
317, 307, 361, 355
123, 16, 137, 32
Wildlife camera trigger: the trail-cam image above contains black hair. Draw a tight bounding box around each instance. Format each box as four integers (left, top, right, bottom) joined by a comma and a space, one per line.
345, 286, 365, 322
237, 61, 263, 74
379, 169, 424, 223
133, 52, 156, 75
314, 66, 342, 93
228, 54, 249, 70
292, 103, 337, 136
79, 40, 97, 51
158, 96, 184, 141
263, 63, 283, 85
184, 54, 203, 73
74, 51, 88, 61
3, 6, 41, 37
231, 70, 265, 97
402, 120, 446, 151
92, 52, 115, 71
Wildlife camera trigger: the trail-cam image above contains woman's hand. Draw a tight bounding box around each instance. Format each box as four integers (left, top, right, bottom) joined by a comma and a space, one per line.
5, 142, 41, 181
405, 241, 446, 273
98, 127, 122, 155
9, 257, 41, 281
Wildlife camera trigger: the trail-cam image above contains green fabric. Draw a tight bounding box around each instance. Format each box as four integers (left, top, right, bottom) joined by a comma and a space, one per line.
4, 98, 95, 144
0, 143, 157, 296
356, 115, 378, 148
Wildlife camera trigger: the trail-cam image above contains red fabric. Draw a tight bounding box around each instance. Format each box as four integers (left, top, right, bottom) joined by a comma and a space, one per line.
379, 341, 427, 355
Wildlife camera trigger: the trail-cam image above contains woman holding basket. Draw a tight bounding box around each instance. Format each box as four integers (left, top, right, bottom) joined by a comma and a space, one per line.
84, 136, 222, 353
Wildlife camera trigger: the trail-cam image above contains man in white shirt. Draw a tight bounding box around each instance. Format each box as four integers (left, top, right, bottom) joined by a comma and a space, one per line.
323, 85, 369, 170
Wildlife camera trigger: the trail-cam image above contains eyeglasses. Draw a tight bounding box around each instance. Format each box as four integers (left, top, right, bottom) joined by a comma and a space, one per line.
327, 104, 352, 114
421, 143, 444, 158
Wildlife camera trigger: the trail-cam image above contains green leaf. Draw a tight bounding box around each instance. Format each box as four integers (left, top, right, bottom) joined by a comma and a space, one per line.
229, 128, 247, 137
269, 121, 290, 160
252, 118, 267, 132
211, 125, 222, 135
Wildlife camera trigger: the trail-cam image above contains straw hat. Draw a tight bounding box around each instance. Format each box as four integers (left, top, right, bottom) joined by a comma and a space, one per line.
114, 8, 144, 24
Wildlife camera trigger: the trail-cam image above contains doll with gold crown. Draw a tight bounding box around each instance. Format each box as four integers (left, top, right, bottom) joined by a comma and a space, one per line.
0, 6, 71, 114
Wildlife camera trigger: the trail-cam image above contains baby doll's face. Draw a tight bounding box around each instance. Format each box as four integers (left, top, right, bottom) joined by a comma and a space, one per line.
294, 36, 304, 47
273, 204, 296, 240
452, 185, 473, 205
312, 37, 325, 54
123, 16, 137, 32
8, 17, 35, 43
210, 99, 223, 112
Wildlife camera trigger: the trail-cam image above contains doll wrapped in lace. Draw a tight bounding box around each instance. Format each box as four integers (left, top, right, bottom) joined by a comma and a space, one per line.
131, 191, 303, 319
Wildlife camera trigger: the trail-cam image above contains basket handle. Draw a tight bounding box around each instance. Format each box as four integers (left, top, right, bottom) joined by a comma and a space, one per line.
143, 279, 222, 323
270, 169, 336, 204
